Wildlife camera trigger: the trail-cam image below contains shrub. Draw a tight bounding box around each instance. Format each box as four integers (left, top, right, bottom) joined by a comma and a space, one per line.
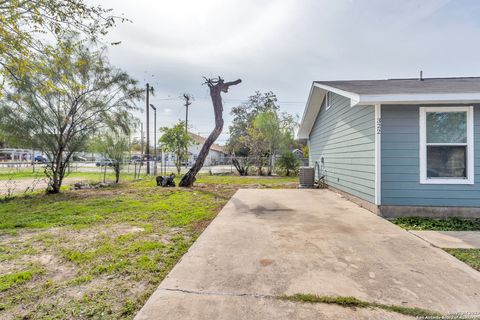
276, 151, 300, 176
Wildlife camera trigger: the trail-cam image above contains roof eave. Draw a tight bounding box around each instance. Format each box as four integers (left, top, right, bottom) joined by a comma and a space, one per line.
356, 93, 480, 106
314, 82, 361, 104
297, 83, 324, 139
298, 83, 480, 139
297, 83, 361, 139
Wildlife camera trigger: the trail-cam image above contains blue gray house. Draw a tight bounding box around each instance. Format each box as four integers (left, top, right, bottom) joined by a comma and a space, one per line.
298, 77, 480, 217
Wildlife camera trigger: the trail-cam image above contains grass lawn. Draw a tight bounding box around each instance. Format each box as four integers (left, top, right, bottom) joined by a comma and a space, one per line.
392, 216, 480, 231
0, 175, 297, 319
392, 217, 480, 273
444, 249, 480, 271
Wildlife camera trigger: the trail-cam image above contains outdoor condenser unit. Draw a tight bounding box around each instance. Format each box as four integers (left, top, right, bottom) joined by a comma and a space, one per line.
299, 167, 315, 188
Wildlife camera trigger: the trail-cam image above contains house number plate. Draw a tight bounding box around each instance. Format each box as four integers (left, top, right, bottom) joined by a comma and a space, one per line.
376, 118, 382, 134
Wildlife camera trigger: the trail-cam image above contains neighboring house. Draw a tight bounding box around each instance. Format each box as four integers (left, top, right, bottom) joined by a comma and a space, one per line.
0, 148, 35, 162
291, 148, 308, 166
188, 132, 228, 165
298, 77, 480, 217
292, 148, 303, 159
163, 132, 228, 167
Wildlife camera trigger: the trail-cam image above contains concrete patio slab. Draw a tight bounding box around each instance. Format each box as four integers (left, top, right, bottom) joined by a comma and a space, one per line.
409, 230, 480, 248
135, 189, 480, 319
135, 290, 412, 320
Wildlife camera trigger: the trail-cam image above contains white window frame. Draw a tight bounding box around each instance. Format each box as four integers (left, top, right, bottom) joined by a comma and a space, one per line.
325, 92, 332, 110
419, 106, 474, 184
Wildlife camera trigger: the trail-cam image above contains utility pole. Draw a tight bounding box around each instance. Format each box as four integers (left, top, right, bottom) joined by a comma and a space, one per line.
182, 93, 193, 134
150, 104, 157, 176
139, 122, 144, 179
140, 122, 144, 157
146, 83, 151, 174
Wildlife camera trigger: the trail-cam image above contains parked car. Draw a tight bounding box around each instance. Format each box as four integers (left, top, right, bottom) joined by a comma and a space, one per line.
130, 155, 141, 163
35, 155, 46, 163
142, 155, 154, 161
96, 159, 116, 167
72, 155, 87, 161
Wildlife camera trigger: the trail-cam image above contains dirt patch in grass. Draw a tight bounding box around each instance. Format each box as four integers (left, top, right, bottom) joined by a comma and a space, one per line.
0, 175, 297, 319
29, 254, 77, 282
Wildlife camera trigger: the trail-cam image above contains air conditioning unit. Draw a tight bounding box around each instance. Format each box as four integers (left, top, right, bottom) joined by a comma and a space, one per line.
299, 167, 315, 188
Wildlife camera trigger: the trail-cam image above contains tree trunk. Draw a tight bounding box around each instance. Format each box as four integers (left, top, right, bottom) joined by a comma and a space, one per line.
175, 157, 181, 175
232, 157, 248, 176
50, 174, 61, 193
179, 77, 241, 187
114, 163, 120, 183
267, 145, 273, 176
47, 150, 65, 193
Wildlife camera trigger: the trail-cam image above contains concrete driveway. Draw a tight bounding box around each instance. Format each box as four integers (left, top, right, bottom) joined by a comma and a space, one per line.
135, 189, 480, 319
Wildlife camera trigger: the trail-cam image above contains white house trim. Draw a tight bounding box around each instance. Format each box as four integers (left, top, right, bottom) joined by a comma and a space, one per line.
298, 82, 480, 140
357, 93, 480, 106
419, 106, 474, 185
298, 84, 326, 139
325, 92, 332, 110
313, 83, 361, 106
312, 83, 480, 107
374, 104, 381, 205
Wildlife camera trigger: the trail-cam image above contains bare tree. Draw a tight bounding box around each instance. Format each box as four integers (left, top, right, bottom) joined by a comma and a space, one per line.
179, 77, 241, 187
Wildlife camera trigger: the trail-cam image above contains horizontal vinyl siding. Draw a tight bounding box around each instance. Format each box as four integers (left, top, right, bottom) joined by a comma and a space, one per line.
381, 104, 480, 207
309, 92, 375, 203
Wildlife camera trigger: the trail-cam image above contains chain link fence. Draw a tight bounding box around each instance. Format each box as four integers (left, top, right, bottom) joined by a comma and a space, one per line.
0, 156, 308, 198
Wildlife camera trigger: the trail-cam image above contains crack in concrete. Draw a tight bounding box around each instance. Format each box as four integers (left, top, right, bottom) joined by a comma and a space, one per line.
158, 288, 442, 318
160, 287, 275, 300
406, 230, 440, 248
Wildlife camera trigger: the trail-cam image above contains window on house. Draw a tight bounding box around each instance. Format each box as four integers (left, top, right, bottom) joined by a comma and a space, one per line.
325, 92, 332, 110
420, 106, 474, 184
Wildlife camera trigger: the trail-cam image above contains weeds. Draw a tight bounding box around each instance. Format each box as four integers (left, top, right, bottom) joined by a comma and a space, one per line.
281, 293, 441, 318
444, 249, 480, 271
392, 217, 480, 231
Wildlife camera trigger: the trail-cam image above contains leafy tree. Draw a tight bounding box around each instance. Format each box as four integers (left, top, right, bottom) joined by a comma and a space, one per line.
130, 137, 143, 153
0, 126, 6, 148
240, 124, 268, 175
227, 91, 299, 176
252, 111, 281, 175
159, 121, 194, 175
302, 145, 309, 158
251, 111, 298, 175
276, 151, 300, 176
0, 37, 142, 193
227, 91, 279, 156
91, 133, 130, 183
0, 0, 124, 91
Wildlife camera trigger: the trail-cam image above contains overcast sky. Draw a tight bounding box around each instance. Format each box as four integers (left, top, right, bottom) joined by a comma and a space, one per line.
98, 0, 480, 145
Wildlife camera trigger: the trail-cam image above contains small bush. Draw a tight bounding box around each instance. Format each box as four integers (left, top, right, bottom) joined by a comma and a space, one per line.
275, 151, 300, 176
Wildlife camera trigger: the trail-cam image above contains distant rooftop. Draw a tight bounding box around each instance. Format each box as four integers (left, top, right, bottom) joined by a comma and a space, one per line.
188, 132, 226, 154
315, 77, 480, 95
